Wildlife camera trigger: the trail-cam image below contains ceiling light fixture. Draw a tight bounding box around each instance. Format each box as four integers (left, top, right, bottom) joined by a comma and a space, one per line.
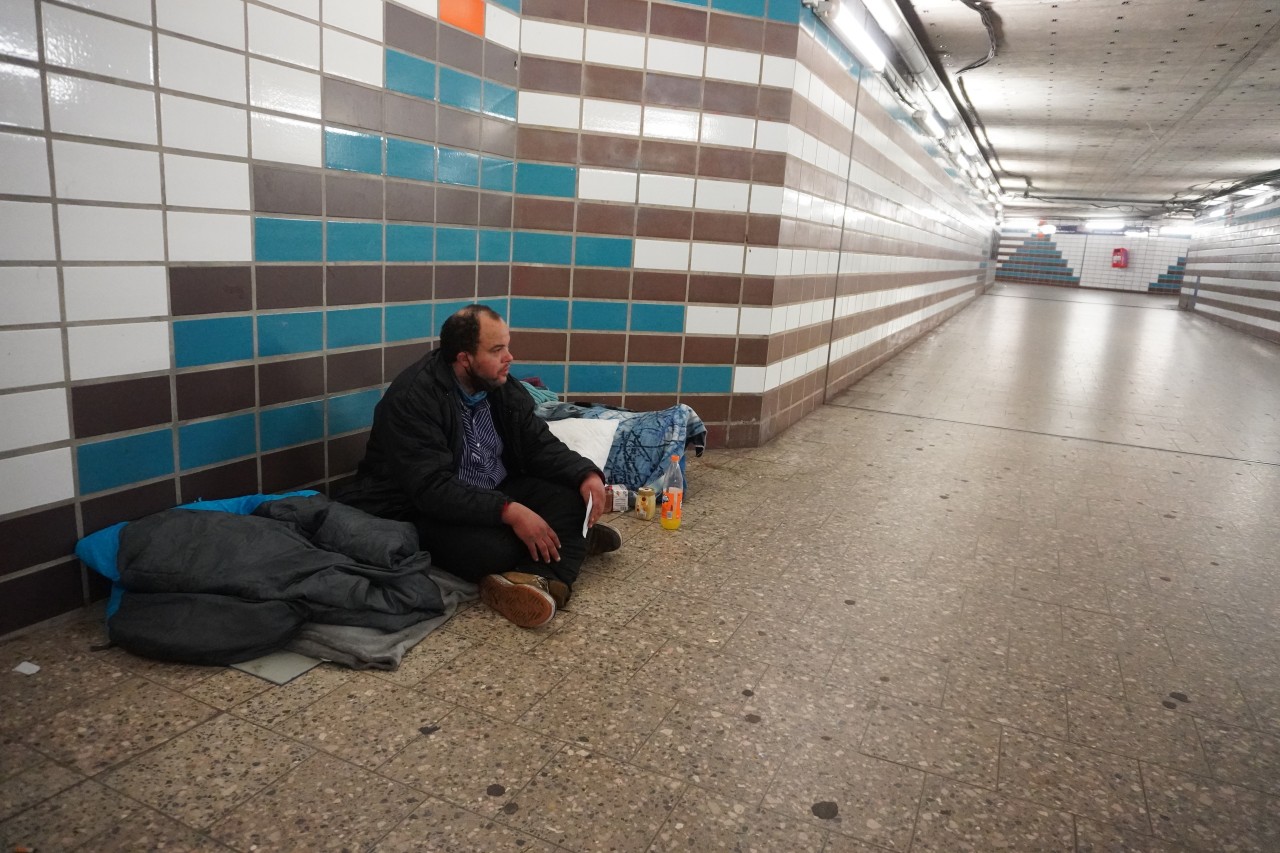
1085, 219, 1125, 231
829, 4, 887, 73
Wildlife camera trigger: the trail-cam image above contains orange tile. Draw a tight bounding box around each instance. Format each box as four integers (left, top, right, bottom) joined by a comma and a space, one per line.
439, 0, 485, 36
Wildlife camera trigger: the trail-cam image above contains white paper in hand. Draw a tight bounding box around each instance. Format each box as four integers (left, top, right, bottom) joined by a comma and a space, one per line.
582, 495, 593, 537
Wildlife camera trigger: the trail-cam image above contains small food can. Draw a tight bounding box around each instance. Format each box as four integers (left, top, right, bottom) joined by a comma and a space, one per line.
634, 487, 656, 520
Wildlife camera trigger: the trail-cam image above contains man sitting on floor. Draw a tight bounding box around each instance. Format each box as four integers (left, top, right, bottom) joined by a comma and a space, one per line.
338, 304, 620, 627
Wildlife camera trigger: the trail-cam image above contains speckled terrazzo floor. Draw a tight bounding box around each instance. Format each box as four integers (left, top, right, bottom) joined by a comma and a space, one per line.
3, 285, 1280, 852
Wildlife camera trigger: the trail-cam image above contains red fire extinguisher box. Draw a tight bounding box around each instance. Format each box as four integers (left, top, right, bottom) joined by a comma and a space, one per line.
1111, 248, 1129, 268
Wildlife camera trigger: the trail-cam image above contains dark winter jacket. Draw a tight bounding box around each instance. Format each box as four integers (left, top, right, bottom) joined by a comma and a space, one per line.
338, 348, 600, 524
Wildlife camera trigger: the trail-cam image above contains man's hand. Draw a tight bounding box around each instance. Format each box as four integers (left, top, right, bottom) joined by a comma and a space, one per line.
580, 471, 606, 528
502, 501, 561, 562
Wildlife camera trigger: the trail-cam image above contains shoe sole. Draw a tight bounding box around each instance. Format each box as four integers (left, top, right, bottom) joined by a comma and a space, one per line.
479, 574, 556, 628
586, 524, 622, 557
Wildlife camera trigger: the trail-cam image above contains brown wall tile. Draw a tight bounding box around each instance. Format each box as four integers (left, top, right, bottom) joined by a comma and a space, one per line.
262, 443, 326, 493
385, 4, 436, 57
689, 394, 730, 421
731, 392, 763, 421
436, 186, 479, 224
481, 115, 516, 156
632, 271, 687, 302
736, 336, 768, 365
485, 44, 519, 86
517, 128, 578, 162
580, 134, 640, 169
636, 208, 692, 239
708, 13, 764, 50
698, 147, 753, 180
757, 88, 792, 121
435, 264, 477, 299
586, 0, 647, 32
386, 181, 435, 223
328, 431, 369, 477
253, 165, 322, 216
703, 80, 758, 116
180, 459, 259, 504
259, 356, 324, 406
688, 273, 742, 304
81, 479, 176, 532
573, 268, 631, 299
650, 3, 706, 39
683, 335, 736, 363
386, 266, 433, 302
384, 93, 436, 142
176, 366, 255, 421
0, 504, 77, 577
170, 266, 253, 316
514, 197, 575, 231
511, 330, 567, 360
72, 373, 172, 435
741, 276, 776, 305
692, 211, 746, 243
327, 265, 382, 305
752, 151, 787, 183
524, 0, 585, 22
439, 25, 484, 74
764, 21, 798, 57
257, 266, 323, 309
639, 140, 697, 174
626, 393, 679, 411
627, 333, 682, 362
479, 191, 514, 227
386, 342, 428, 376
747, 214, 781, 246
477, 264, 509, 296
437, 105, 481, 150
513, 265, 572, 297
644, 72, 701, 108
570, 332, 626, 361
0, 560, 85, 636
583, 65, 643, 101
521, 56, 582, 95
326, 173, 383, 220
328, 348, 383, 392
577, 202, 635, 236
322, 77, 383, 130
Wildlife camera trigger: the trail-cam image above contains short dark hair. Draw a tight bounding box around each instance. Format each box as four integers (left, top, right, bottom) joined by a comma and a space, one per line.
439, 304, 503, 363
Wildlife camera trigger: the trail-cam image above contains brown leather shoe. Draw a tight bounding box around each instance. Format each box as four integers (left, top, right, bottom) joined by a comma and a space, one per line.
479, 572, 557, 628
585, 522, 622, 557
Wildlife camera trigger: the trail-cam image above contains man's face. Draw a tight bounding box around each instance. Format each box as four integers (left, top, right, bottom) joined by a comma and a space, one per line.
459, 315, 514, 392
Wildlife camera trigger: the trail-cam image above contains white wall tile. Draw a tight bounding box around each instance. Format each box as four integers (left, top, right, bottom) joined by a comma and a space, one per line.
0, 388, 69, 453
0, 62, 44, 129
583, 30, 644, 69
249, 4, 319, 68
156, 0, 245, 49
256, 0, 319, 20
520, 20, 582, 61
485, 5, 519, 51
167, 211, 252, 261
52, 140, 162, 203
322, 28, 382, 86
48, 73, 157, 144
0, 329, 64, 388
705, 47, 759, 84
646, 38, 703, 77
754, 120, 789, 152
57, 0, 152, 26
250, 111, 321, 165
0, 267, 60, 325
164, 153, 251, 209
394, 0, 436, 16
158, 34, 247, 102
0, 449, 75, 516
700, 113, 754, 147
42, 4, 153, 84
58, 205, 165, 261
684, 305, 738, 335
732, 365, 765, 394
738, 306, 772, 335
581, 99, 641, 136
161, 95, 248, 156
322, 0, 381, 39
516, 92, 579, 129
694, 178, 750, 212
249, 58, 321, 117
638, 173, 694, 208
0, 0, 39, 61
749, 184, 784, 216
642, 106, 699, 142
745, 246, 778, 276
0, 201, 56, 261
0, 131, 50, 196
577, 168, 636, 203
64, 266, 168, 321
633, 239, 689, 271
67, 320, 170, 380
690, 242, 744, 274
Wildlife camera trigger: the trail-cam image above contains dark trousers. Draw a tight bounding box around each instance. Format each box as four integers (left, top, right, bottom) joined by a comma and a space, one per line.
416, 475, 587, 587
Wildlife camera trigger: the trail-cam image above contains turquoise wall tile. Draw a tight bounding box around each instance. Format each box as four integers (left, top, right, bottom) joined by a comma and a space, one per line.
569, 364, 623, 393
436, 227, 477, 261
179, 413, 256, 470
573, 300, 628, 331
386, 224, 433, 261
627, 365, 680, 393
258, 311, 323, 357
325, 128, 382, 174
630, 303, 685, 333
512, 231, 572, 264
713, 0, 765, 13
479, 229, 511, 262
491, 0, 520, 12
437, 147, 479, 186
434, 301, 473, 326
327, 221, 383, 261
77, 429, 173, 494
385, 303, 432, 342
438, 67, 483, 112
767, 0, 801, 22
509, 298, 569, 330
476, 296, 509, 317
480, 156, 514, 191
671, 0, 709, 6
483, 81, 517, 120
385, 49, 436, 100
260, 401, 325, 452
681, 365, 734, 393
327, 307, 383, 349
514, 363, 564, 393
255, 217, 322, 262
385, 138, 436, 181
516, 162, 576, 197
174, 316, 254, 367
329, 388, 382, 434
575, 235, 633, 268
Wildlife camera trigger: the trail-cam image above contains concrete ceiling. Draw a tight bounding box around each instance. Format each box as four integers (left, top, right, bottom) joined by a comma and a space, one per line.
903, 0, 1280, 222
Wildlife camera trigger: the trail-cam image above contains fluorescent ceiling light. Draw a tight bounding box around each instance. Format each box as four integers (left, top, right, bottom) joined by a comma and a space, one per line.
1207, 205, 1227, 218
830, 5, 887, 72
1085, 219, 1125, 231
921, 110, 945, 138
860, 0, 905, 40
1157, 224, 1195, 236
1124, 229, 1148, 237
1041, 224, 1057, 235
1242, 193, 1273, 209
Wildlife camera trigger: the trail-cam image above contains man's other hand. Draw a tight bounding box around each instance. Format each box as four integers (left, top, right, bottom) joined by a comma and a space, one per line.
580, 472, 606, 528
502, 501, 561, 562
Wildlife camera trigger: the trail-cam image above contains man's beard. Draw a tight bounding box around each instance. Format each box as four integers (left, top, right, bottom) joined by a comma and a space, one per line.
466, 364, 505, 393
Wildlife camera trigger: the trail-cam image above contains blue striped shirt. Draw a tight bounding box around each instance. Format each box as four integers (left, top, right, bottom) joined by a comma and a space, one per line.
455, 393, 507, 489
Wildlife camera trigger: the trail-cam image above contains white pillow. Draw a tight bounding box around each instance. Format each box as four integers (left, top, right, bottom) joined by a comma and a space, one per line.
546, 418, 619, 471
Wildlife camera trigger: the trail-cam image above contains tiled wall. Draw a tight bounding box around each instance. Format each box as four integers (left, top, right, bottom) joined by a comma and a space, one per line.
997, 228, 1190, 292
0, 0, 994, 635
1183, 198, 1280, 343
